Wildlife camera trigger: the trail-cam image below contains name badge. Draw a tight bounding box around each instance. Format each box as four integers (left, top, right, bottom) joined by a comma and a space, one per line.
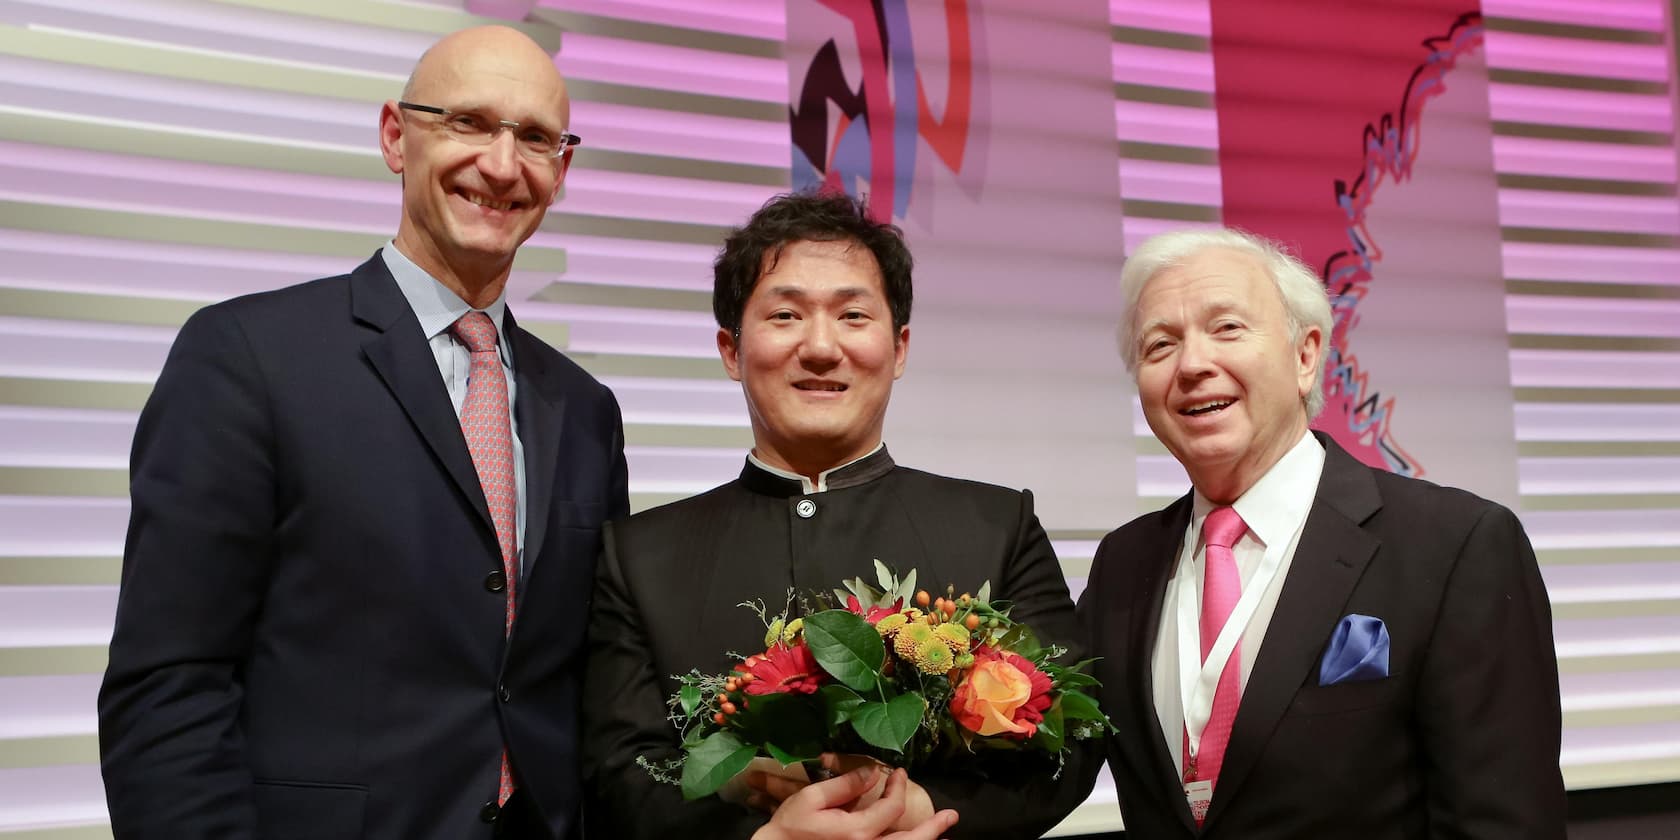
1184, 779, 1213, 822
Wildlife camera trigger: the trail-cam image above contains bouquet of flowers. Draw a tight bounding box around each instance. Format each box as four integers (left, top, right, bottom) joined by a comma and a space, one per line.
645, 561, 1112, 800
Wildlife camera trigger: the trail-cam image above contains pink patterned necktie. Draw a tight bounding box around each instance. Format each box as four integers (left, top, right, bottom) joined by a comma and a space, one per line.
451, 312, 518, 806
1187, 506, 1247, 809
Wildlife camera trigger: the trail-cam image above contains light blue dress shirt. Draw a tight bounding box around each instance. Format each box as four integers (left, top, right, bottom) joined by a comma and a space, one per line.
381, 243, 528, 576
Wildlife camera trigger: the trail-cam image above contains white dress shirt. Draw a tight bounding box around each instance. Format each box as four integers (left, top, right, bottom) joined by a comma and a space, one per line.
1150, 431, 1326, 774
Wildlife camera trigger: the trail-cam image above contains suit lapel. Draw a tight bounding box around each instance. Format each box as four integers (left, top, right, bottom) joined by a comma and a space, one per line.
352, 256, 496, 537
1202, 435, 1382, 829
506, 308, 567, 604
1127, 497, 1201, 834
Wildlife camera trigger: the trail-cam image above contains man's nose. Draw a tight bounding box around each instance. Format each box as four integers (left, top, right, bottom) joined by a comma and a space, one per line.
1176, 334, 1217, 379
477, 128, 523, 183
798, 319, 843, 367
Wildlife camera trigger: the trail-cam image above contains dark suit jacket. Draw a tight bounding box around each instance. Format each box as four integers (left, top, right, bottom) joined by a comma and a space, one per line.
1078, 433, 1565, 839
98, 254, 629, 840
582, 450, 1100, 839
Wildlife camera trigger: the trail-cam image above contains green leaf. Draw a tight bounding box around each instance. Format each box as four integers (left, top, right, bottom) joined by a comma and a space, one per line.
850, 693, 925, 753
1054, 670, 1100, 690
743, 692, 826, 763
1057, 690, 1107, 724
874, 558, 895, 591
679, 684, 701, 717
1035, 700, 1066, 753
680, 731, 757, 801
898, 568, 917, 604
819, 684, 867, 732
993, 625, 1040, 658
765, 740, 819, 767
976, 581, 992, 603
802, 610, 884, 692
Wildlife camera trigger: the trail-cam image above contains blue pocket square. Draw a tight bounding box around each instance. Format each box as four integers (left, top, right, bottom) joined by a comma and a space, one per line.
1318, 614, 1390, 686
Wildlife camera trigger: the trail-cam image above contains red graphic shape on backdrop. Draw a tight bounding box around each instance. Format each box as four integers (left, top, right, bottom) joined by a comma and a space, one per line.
788, 0, 981, 223
1211, 2, 1486, 476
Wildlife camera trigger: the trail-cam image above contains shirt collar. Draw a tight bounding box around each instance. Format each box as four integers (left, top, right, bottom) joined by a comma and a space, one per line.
1190, 431, 1326, 550
381, 242, 509, 344
742, 443, 894, 497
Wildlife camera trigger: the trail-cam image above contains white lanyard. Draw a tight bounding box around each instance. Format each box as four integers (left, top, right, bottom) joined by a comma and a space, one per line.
1175, 522, 1287, 764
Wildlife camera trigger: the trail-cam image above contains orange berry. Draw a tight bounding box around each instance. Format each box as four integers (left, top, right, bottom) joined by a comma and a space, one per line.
942, 600, 957, 616
965, 614, 981, 630
915, 590, 930, 607
740, 673, 756, 683
725, 678, 740, 692
721, 701, 738, 715
712, 712, 727, 725
960, 594, 971, 604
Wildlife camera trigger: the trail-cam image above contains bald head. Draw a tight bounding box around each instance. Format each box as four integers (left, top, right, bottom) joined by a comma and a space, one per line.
379, 24, 574, 306
401, 25, 569, 127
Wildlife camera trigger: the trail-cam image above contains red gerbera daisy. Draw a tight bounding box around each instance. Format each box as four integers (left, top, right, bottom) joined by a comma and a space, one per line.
737, 642, 829, 695
845, 595, 905, 624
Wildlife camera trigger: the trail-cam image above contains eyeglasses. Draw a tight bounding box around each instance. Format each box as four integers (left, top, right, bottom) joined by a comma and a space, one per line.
397, 101, 581, 162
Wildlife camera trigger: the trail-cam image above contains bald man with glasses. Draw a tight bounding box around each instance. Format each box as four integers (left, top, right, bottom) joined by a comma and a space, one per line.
98, 26, 626, 840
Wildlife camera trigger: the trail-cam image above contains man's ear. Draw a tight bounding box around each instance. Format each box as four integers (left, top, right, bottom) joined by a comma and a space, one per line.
378, 100, 405, 176
1296, 324, 1325, 398
892, 325, 910, 380
550, 151, 573, 204
717, 327, 743, 382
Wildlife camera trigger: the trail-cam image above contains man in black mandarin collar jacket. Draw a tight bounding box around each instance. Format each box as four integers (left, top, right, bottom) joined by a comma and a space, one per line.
582, 191, 1099, 839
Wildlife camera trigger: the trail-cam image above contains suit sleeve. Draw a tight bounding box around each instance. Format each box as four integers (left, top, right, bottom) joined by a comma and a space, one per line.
1418, 503, 1566, 839
98, 306, 271, 838
603, 390, 631, 522
916, 489, 1104, 839
581, 521, 766, 839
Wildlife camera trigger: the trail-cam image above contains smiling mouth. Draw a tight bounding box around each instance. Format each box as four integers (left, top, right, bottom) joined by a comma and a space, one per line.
795, 381, 847, 393
460, 191, 519, 212
1180, 399, 1234, 417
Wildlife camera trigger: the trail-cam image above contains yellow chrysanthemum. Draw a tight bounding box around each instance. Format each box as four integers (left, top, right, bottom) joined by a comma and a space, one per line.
913, 638, 955, 675
875, 613, 909, 637
894, 622, 936, 661
954, 652, 975, 670
934, 622, 971, 653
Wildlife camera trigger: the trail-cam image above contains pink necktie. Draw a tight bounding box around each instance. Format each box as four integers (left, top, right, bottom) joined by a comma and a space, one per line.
1188, 506, 1247, 802
452, 312, 518, 806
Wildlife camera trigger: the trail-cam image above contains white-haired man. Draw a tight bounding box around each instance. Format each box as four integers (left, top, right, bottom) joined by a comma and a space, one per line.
1077, 228, 1565, 838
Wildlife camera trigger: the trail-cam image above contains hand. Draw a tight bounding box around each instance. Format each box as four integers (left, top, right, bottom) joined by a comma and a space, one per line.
823, 754, 935, 829
750, 764, 959, 840
747, 754, 935, 830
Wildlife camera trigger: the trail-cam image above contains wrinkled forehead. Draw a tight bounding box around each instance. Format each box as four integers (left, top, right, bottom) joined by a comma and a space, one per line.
1147, 249, 1276, 307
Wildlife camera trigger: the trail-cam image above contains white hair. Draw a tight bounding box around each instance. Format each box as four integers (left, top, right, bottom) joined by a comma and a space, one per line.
1117, 227, 1333, 419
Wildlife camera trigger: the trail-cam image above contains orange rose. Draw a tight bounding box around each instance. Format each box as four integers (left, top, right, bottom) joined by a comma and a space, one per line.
950, 647, 1054, 738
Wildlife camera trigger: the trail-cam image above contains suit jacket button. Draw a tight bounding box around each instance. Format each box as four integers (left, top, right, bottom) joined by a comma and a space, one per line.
484, 570, 507, 592
795, 499, 816, 518
498, 683, 511, 703
479, 801, 500, 823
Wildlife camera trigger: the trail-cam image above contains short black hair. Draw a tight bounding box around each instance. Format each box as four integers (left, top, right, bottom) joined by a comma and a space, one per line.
712, 189, 913, 336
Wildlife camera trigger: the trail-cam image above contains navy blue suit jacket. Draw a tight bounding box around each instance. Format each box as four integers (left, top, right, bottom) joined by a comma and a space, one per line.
99, 254, 629, 840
